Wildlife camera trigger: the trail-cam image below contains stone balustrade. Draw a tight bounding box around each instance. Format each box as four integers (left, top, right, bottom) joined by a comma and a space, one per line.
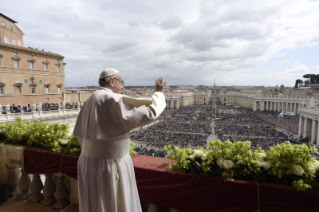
0, 108, 80, 122
0, 143, 184, 212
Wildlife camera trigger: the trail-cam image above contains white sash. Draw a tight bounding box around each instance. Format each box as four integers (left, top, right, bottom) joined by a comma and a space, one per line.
80, 138, 130, 159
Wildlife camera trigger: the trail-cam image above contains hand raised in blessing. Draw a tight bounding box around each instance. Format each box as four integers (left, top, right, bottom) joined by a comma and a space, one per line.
155, 77, 167, 92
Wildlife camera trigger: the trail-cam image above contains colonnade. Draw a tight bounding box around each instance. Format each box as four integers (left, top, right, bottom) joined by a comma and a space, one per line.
254, 100, 301, 114
165, 99, 179, 109
298, 115, 319, 145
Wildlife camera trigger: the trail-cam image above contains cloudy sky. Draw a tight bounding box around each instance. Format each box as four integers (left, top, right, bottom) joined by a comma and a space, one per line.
2, 0, 319, 87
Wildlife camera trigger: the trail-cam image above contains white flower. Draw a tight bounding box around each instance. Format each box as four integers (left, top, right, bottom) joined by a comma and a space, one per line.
201, 154, 207, 161
292, 165, 305, 176
255, 153, 266, 160
194, 150, 203, 157
60, 139, 68, 145
314, 160, 319, 171
189, 154, 196, 161
262, 162, 272, 170
306, 163, 316, 173
223, 160, 234, 170
217, 157, 224, 169
256, 159, 264, 167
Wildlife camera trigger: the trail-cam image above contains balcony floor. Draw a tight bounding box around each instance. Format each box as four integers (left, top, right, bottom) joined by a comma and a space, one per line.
0, 197, 78, 212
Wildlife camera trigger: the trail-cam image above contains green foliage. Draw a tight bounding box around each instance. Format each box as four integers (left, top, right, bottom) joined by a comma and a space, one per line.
0, 117, 136, 156
164, 139, 319, 191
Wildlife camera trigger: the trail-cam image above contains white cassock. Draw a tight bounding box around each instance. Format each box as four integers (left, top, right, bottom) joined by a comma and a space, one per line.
73, 87, 166, 212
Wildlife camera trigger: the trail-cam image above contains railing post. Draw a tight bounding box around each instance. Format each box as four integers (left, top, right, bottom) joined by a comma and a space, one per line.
16, 168, 32, 199
6, 165, 20, 195
53, 174, 70, 209
28, 174, 44, 202
41, 174, 57, 206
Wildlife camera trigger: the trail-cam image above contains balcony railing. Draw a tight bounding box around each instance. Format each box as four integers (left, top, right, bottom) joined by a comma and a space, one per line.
0, 143, 185, 212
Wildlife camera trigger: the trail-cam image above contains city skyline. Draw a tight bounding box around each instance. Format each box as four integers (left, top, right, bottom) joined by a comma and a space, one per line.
2, 0, 319, 87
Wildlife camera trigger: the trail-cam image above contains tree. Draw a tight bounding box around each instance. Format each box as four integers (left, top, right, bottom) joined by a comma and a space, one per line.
295, 79, 303, 88
303, 74, 319, 84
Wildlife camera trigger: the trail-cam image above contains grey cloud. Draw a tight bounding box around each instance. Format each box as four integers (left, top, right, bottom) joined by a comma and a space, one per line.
158, 16, 183, 30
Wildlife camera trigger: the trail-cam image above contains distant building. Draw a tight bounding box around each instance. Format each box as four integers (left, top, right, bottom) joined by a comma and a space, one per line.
0, 13, 66, 105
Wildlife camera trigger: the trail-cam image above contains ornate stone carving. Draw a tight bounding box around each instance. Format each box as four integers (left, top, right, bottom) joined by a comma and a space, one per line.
53, 174, 70, 209
27, 58, 36, 62
11, 56, 21, 60
7, 165, 20, 195
42, 60, 50, 64
16, 168, 31, 199
41, 174, 56, 206
28, 174, 44, 202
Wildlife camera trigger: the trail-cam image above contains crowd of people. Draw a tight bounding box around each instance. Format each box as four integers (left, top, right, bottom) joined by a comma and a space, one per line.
1, 102, 82, 114
215, 107, 301, 150
130, 104, 304, 151
130, 106, 212, 148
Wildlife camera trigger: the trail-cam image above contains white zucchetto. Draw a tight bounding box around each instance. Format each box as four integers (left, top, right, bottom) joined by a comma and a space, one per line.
99, 68, 119, 79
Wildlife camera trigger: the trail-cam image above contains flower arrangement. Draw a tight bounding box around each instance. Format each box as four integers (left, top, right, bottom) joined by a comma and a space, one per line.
0, 117, 136, 156
164, 139, 319, 191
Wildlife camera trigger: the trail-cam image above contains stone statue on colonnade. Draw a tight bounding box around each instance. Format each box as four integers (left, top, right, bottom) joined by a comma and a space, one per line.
38, 102, 42, 112
32, 103, 36, 112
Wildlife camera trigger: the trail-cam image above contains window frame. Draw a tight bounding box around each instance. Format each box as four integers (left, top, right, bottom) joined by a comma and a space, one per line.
13, 60, 19, 68
3, 36, 8, 43
44, 64, 48, 71
29, 61, 34, 69
31, 86, 36, 94
0, 86, 3, 94
12, 38, 16, 45
45, 87, 49, 94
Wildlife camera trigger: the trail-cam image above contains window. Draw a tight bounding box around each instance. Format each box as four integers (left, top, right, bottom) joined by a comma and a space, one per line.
14, 52, 17, 55
16, 86, 21, 94
46, 98, 49, 102
45, 87, 49, 93
67, 96, 70, 101
23, 79, 28, 85
75, 96, 78, 101
10, 26, 13, 31
2, 22, 5, 27
57, 65, 60, 72
12, 39, 16, 45
58, 97, 61, 101
58, 87, 61, 93
13, 60, 19, 68
0, 86, 3, 94
3, 36, 8, 43
30, 55, 33, 58
31, 86, 35, 93
44, 64, 48, 71
29, 62, 34, 69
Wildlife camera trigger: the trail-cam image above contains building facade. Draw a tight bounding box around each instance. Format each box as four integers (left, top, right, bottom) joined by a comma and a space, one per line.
0, 13, 66, 105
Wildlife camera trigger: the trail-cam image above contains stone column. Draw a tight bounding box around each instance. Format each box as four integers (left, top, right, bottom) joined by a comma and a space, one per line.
260, 101, 264, 111
290, 103, 293, 112
311, 119, 316, 144
303, 118, 308, 138
316, 120, 319, 146
176, 100, 179, 109
253, 101, 257, 111
266, 101, 269, 111
298, 116, 303, 137
286, 102, 288, 112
